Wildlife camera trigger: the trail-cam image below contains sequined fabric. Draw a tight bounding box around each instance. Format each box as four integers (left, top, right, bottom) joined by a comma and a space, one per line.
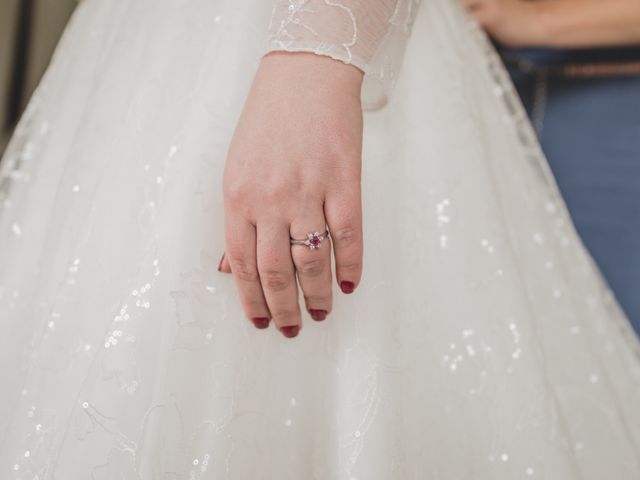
1, 0, 639, 478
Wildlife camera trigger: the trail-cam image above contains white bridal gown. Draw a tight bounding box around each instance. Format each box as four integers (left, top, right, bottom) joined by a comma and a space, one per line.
1, 0, 639, 478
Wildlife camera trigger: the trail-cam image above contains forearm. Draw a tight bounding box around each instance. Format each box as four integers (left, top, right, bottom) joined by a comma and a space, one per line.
535, 0, 640, 48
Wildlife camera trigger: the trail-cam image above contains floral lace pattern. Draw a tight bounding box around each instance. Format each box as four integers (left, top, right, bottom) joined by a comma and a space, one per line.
267, 0, 422, 109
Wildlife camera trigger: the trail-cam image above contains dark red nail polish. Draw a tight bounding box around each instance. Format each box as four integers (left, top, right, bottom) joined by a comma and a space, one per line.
340, 281, 355, 294
280, 325, 300, 338
217, 252, 225, 272
309, 309, 328, 321
251, 317, 270, 329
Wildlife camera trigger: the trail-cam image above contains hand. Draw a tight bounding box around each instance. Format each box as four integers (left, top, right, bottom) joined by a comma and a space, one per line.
221, 51, 364, 338
464, 0, 545, 48
466, 0, 640, 48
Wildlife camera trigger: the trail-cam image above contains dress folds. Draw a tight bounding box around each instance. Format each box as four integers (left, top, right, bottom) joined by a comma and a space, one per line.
0, 0, 639, 478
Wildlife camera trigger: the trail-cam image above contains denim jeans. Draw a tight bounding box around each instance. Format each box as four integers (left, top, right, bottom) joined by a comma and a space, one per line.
501, 46, 640, 335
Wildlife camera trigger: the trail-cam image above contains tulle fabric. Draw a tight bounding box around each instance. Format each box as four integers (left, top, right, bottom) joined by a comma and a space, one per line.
1, 0, 639, 478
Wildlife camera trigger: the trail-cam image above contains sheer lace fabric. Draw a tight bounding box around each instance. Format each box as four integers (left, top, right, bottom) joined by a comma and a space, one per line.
0, 0, 639, 478
267, 0, 422, 109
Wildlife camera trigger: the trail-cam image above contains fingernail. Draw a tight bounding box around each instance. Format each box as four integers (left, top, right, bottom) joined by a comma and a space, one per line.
309, 309, 328, 321
217, 252, 225, 272
280, 325, 300, 338
340, 281, 355, 294
251, 317, 270, 329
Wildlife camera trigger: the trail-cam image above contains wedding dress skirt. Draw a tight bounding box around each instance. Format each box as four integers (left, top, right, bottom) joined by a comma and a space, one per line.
1, 0, 639, 478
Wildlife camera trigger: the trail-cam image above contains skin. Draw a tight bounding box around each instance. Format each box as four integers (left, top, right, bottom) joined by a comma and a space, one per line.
220, 51, 365, 338
220, 0, 640, 339
465, 0, 640, 48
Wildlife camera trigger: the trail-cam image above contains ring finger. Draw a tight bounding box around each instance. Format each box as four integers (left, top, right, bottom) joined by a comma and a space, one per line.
290, 214, 333, 322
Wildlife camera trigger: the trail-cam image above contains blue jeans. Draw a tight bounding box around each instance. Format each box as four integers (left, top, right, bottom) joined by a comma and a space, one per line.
501, 47, 640, 335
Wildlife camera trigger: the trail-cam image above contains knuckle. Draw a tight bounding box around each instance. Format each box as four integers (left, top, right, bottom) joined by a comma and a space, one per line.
231, 257, 259, 283
330, 166, 361, 188
262, 181, 296, 205
224, 181, 249, 206
262, 268, 292, 292
332, 226, 360, 245
263, 186, 286, 202
296, 258, 325, 278
337, 260, 361, 274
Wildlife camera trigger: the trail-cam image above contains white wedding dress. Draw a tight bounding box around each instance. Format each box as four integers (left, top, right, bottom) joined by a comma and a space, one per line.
1, 0, 639, 478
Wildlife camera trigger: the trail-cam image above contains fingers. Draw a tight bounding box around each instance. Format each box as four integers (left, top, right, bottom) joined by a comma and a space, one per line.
224, 219, 272, 329
324, 186, 363, 295
217, 252, 232, 274
256, 221, 302, 337
223, 189, 362, 336
290, 213, 333, 322
222, 212, 334, 325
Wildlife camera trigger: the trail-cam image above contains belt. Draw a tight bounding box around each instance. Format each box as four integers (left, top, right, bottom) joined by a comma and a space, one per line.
502, 55, 640, 78
500, 53, 640, 134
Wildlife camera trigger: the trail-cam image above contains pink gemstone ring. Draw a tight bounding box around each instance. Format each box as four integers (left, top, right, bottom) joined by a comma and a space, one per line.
290, 229, 330, 250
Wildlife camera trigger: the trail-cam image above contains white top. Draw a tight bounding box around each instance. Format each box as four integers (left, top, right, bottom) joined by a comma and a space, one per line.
266, 0, 423, 109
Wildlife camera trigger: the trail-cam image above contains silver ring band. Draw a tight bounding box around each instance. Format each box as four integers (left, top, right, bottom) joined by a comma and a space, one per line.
290, 229, 330, 250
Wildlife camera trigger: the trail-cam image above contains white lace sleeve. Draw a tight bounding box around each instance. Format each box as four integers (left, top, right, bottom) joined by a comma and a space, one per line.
266, 0, 422, 109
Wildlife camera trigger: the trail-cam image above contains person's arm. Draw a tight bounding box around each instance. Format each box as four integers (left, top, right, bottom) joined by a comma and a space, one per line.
221, 1, 421, 337
538, 0, 640, 47
465, 0, 640, 48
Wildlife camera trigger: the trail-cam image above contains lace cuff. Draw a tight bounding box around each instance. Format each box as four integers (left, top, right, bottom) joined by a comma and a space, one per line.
266, 0, 422, 109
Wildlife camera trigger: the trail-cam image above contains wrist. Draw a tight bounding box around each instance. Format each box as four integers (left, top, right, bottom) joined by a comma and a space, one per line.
260, 51, 364, 95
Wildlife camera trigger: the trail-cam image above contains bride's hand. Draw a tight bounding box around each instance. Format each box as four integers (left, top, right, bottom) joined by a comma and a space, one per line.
464, 0, 545, 48
220, 52, 364, 338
